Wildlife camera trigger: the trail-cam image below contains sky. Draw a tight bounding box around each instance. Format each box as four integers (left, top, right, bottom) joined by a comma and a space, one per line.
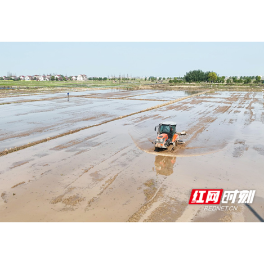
0, 42, 263, 77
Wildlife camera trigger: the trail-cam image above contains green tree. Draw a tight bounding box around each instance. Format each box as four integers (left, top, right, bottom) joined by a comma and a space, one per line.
51, 76, 55, 81
149, 76, 155, 82
238, 77, 244, 83
226, 79, 231, 84
207, 72, 217, 82
184, 70, 208, 82
232, 77, 238, 83
217, 76, 225, 83
256, 76, 261, 83
244, 77, 251, 84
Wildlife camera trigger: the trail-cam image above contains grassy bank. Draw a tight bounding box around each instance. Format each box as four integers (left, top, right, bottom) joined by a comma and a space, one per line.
0, 79, 163, 89
0, 80, 263, 94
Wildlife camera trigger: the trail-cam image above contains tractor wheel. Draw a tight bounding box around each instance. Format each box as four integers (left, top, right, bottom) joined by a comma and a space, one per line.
171, 142, 175, 151
169, 143, 177, 152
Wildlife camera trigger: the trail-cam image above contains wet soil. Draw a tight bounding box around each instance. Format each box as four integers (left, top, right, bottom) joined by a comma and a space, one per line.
0, 89, 264, 221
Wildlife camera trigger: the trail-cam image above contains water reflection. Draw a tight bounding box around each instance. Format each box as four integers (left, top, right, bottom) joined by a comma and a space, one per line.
184, 90, 200, 96
154, 155, 176, 176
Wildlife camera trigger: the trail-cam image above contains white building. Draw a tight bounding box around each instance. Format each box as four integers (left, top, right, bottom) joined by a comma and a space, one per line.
54, 75, 62, 80
39, 75, 46, 81
77, 74, 87, 81
25, 76, 33, 81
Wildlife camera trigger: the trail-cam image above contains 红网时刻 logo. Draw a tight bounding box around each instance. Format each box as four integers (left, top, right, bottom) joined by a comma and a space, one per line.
189, 189, 255, 211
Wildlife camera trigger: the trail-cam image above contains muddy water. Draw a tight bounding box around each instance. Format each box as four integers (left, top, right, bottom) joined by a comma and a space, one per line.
0, 90, 264, 222
132, 90, 200, 101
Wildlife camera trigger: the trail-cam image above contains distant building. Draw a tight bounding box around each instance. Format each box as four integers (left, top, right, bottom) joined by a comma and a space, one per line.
54, 75, 63, 80
39, 75, 46, 81
33, 75, 39, 80
25, 76, 33, 81
77, 74, 87, 81
19, 76, 25, 80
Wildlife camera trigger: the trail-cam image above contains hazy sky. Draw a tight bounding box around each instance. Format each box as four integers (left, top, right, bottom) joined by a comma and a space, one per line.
0, 42, 263, 77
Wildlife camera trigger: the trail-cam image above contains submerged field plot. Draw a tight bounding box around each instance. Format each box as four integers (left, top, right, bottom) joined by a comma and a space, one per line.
0, 88, 263, 222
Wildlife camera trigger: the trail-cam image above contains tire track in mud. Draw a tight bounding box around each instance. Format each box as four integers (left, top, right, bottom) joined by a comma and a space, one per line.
127, 185, 166, 222
85, 172, 122, 211
64, 145, 131, 190
0, 90, 210, 157
50, 131, 106, 151
84, 145, 139, 210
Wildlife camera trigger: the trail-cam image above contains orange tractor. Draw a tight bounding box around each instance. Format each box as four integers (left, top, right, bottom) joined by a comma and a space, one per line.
154, 121, 185, 151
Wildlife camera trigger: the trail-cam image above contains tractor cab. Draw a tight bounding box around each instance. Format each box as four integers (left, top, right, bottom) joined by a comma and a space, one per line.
158, 123, 176, 139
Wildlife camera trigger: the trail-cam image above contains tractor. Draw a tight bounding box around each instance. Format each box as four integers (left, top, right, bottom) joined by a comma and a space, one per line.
154, 121, 186, 151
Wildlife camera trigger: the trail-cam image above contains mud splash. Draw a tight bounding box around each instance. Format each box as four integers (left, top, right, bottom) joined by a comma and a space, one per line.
129, 133, 223, 158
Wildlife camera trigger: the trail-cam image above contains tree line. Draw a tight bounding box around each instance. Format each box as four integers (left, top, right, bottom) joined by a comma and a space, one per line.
168, 70, 263, 84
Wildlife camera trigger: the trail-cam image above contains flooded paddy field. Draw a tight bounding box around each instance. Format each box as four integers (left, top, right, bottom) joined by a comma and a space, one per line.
0, 89, 263, 222
0, 98, 162, 151
0, 88, 150, 104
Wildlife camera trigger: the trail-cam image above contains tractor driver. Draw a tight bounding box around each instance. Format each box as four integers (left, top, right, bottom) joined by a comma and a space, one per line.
168, 127, 173, 143
169, 127, 173, 138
